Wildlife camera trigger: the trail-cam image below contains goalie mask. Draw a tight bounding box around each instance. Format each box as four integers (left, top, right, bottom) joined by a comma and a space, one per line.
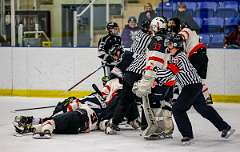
150, 17, 167, 34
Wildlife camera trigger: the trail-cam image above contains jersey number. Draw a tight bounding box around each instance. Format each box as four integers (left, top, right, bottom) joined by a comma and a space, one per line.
90, 113, 98, 124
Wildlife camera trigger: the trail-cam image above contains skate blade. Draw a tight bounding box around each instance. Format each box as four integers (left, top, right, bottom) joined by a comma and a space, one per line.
182, 140, 193, 146
144, 136, 160, 140
223, 129, 235, 139
181, 139, 194, 146
32, 133, 51, 139
13, 133, 24, 137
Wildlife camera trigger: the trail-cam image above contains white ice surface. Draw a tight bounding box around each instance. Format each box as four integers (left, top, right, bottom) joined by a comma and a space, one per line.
0, 96, 239, 152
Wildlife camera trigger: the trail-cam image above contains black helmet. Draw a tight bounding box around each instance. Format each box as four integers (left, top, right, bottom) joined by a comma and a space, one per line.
106, 22, 119, 31
109, 44, 124, 58
168, 17, 181, 33
165, 34, 184, 49
141, 19, 151, 31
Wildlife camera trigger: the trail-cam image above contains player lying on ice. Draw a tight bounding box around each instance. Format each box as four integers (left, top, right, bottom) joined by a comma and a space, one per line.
13, 45, 139, 139
133, 34, 235, 144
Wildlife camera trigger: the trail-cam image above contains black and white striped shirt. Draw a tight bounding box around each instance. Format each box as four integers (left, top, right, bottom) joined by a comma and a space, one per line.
155, 52, 202, 88
126, 30, 152, 74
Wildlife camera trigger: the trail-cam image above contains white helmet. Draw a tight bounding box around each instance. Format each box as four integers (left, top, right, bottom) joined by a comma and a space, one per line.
150, 17, 167, 33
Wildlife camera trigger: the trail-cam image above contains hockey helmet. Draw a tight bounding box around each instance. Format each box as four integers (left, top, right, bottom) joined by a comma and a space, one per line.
109, 44, 124, 59
106, 22, 119, 35
165, 34, 184, 49
141, 19, 151, 31
150, 17, 167, 33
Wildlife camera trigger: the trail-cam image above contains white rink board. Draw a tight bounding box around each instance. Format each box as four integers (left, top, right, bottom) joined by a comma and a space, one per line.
0, 47, 240, 94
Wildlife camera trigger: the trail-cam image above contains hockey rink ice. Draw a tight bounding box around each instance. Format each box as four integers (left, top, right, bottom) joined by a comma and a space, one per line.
0, 96, 239, 152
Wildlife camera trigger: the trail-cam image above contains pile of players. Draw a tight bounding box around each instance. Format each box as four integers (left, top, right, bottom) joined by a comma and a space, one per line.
13, 16, 235, 144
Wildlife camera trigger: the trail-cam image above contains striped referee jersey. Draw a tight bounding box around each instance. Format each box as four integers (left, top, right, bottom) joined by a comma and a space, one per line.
126, 30, 152, 74
155, 51, 202, 88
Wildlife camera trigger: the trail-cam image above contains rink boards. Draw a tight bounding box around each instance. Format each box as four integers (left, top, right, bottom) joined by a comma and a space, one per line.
0, 47, 240, 102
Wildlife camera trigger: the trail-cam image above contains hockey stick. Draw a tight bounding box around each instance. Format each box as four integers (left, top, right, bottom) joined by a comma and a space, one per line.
11, 105, 56, 113
64, 64, 105, 93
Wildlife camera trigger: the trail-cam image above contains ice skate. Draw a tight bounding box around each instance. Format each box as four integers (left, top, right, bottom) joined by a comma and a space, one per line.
105, 120, 118, 135
128, 119, 140, 130
206, 94, 213, 104
13, 116, 34, 134
221, 127, 235, 139
181, 137, 193, 145
32, 120, 55, 139
33, 129, 52, 139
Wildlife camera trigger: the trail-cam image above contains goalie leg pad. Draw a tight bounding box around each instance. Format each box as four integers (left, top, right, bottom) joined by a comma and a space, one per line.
142, 96, 161, 139
142, 96, 174, 139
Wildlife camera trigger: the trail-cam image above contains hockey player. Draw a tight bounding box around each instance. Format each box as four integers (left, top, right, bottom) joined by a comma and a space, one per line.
132, 17, 175, 140
168, 17, 213, 104
105, 17, 170, 135
13, 45, 135, 138
14, 97, 98, 139
98, 22, 122, 77
134, 34, 235, 144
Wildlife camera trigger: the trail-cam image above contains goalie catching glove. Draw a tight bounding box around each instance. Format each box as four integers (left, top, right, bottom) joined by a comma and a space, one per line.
132, 64, 157, 98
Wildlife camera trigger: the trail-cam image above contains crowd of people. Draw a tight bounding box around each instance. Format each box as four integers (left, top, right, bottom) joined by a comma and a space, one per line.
13, 2, 236, 145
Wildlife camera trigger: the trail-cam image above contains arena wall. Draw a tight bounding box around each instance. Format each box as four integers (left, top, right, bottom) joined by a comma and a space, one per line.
0, 47, 239, 102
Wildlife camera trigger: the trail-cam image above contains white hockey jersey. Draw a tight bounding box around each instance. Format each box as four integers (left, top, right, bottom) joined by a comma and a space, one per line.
101, 78, 123, 105
179, 27, 200, 57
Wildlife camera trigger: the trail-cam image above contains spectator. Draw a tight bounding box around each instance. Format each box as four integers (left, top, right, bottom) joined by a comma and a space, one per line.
0, 34, 7, 46
173, 3, 200, 33
224, 24, 240, 49
138, 3, 157, 29
121, 16, 140, 48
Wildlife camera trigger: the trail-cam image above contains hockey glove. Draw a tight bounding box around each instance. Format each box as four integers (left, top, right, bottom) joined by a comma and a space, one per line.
52, 96, 76, 115
132, 77, 154, 98
132, 65, 156, 98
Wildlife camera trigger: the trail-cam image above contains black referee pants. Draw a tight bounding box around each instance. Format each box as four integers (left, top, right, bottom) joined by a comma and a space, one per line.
112, 71, 142, 125
172, 83, 230, 138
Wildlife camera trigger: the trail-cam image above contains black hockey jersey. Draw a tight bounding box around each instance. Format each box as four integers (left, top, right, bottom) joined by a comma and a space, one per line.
79, 93, 106, 119
148, 34, 166, 53
98, 34, 121, 62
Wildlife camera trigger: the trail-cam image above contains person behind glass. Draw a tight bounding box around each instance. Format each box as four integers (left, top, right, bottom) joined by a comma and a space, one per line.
224, 23, 240, 49
0, 34, 7, 46
121, 16, 140, 48
138, 3, 157, 29
173, 3, 199, 33
156, 34, 235, 144
98, 22, 122, 77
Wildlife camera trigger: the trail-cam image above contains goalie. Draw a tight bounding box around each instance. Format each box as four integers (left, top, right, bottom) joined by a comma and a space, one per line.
132, 17, 175, 140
